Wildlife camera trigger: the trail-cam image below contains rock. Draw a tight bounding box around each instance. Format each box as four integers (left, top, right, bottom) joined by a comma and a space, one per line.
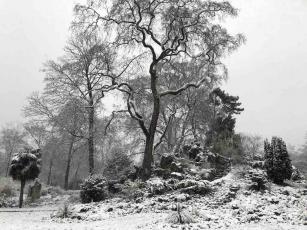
27, 178, 42, 202
246, 169, 267, 191
160, 153, 175, 169
243, 191, 251, 196
281, 189, 290, 196
292, 193, 301, 199
229, 184, 240, 192
170, 162, 184, 173
204, 151, 231, 179
135, 197, 143, 203
182, 142, 202, 159
174, 194, 190, 202
108, 182, 123, 194
107, 207, 113, 212
147, 177, 167, 195
267, 197, 279, 204
199, 169, 216, 181
170, 172, 184, 180
188, 144, 202, 159
231, 203, 239, 210
274, 210, 281, 216
79, 207, 90, 213
157, 196, 169, 203
179, 182, 211, 195
153, 168, 171, 179
175, 179, 200, 189
247, 214, 260, 222
251, 161, 264, 169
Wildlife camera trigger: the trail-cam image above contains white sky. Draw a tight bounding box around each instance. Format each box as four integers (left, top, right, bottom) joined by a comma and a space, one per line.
0, 0, 306, 147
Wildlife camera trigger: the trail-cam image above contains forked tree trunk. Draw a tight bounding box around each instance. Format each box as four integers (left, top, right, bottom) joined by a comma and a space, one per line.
141, 67, 160, 180
19, 179, 26, 208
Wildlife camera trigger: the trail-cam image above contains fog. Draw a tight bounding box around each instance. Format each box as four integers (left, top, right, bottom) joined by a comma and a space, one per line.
0, 0, 306, 146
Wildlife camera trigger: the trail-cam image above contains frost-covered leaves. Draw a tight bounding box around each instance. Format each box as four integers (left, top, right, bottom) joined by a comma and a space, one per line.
264, 137, 292, 184
9, 150, 41, 181
80, 175, 108, 203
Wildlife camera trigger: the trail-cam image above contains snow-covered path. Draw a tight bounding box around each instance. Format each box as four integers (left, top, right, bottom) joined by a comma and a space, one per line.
0, 206, 306, 230
0, 206, 167, 230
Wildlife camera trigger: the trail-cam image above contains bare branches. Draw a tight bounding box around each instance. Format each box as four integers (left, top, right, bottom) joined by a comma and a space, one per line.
154, 110, 175, 150
104, 110, 128, 135
160, 76, 208, 97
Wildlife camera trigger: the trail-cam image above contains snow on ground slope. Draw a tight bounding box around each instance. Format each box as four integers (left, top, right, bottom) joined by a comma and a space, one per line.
0, 169, 306, 230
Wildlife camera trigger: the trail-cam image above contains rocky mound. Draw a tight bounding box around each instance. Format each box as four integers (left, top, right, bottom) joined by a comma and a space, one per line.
154, 143, 231, 181
57, 166, 307, 229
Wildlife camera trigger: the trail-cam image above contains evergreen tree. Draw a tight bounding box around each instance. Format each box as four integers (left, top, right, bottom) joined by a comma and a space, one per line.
206, 88, 244, 146
9, 149, 41, 208
264, 137, 292, 184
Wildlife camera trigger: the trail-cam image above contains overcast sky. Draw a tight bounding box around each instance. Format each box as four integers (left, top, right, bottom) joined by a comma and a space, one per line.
0, 0, 306, 147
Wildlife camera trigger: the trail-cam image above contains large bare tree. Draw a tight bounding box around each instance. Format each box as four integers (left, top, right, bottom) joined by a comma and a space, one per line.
42, 32, 117, 174
74, 0, 244, 179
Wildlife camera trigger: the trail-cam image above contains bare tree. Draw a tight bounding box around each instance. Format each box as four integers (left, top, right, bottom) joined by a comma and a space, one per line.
74, 0, 244, 179
0, 125, 26, 176
42, 31, 118, 174
24, 121, 49, 149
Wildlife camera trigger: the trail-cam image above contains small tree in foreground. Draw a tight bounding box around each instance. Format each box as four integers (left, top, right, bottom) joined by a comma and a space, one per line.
9, 149, 41, 208
264, 137, 292, 184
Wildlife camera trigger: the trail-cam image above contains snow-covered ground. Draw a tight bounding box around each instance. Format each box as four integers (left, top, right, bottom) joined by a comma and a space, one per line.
1, 170, 306, 230
0, 206, 306, 230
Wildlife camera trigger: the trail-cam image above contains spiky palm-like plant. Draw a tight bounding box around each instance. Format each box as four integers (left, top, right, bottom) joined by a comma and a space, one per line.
9, 149, 41, 208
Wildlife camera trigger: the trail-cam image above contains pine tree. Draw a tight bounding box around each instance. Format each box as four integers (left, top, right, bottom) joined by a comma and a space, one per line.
264, 137, 292, 184
9, 149, 41, 208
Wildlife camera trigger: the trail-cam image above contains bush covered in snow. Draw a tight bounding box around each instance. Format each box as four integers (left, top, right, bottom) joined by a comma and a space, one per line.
264, 137, 292, 184
80, 174, 108, 203
9, 149, 41, 208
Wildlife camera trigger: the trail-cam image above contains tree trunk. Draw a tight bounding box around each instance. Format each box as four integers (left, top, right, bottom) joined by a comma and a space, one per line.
64, 136, 75, 190
47, 159, 53, 185
73, 161, 80, 181
19, 179, 26, 208
5, 151, 13, 177
141, 67, 160, 180
88, 105, 95, 175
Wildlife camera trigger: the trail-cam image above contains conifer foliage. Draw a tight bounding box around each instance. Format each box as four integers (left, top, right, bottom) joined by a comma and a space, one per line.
264, 137, 292, 184
9, 149, 42, 208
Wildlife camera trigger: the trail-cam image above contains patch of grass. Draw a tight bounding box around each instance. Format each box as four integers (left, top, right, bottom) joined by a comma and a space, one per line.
166, 203, 195, 224
54, 202, 72, 218
41, 185, 64, 197
0, 177, 16, 197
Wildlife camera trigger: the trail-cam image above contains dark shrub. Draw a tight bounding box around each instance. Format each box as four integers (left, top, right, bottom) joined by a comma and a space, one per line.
247, 169, 267, 191
80, 175, 108, 203
264, 137, 292, 184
